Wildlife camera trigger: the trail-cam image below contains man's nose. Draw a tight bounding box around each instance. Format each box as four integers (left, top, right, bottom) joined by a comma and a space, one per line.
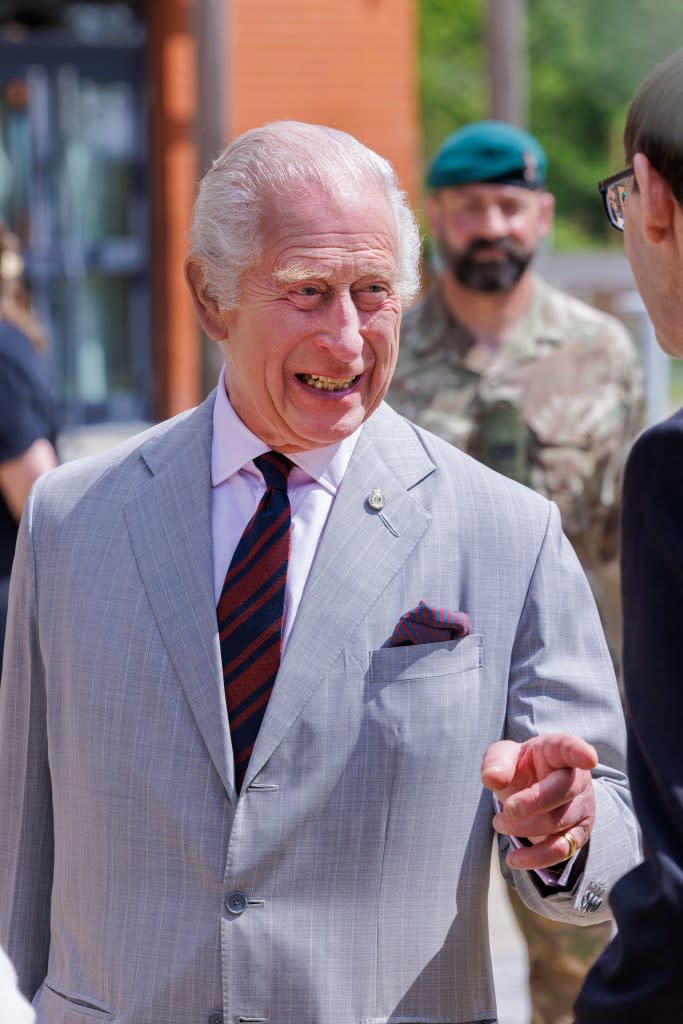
478, 204, 509, 237
314, 292, 364, 360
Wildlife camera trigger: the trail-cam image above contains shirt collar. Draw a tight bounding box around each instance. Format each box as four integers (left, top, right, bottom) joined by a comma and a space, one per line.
211, 366, 361, 495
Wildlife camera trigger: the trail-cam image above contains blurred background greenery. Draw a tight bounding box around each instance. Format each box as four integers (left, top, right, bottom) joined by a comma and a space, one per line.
670, 362, 683, 407
420, 0, 682, 250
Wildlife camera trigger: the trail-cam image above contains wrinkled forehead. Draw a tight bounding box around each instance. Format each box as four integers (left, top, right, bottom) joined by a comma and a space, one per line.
258, 184, 400, 267
261, 179, 395, 227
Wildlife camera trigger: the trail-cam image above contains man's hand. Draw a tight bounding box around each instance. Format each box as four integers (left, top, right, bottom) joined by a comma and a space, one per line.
481, 733, 598, 871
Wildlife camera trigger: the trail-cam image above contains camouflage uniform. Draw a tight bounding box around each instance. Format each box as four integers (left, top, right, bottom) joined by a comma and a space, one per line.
388, 274, 644, 1024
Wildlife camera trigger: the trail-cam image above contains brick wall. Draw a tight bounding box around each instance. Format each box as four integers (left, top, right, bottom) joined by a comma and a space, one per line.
226, 0, 419, 205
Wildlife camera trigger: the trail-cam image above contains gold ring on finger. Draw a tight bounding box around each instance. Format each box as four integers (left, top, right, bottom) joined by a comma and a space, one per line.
561, 830, 578, 861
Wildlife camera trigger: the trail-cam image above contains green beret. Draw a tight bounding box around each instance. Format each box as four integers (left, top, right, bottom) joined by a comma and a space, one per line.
426, 120, 547, 190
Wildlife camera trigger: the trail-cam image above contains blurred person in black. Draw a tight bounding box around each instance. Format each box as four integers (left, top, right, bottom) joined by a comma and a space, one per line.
0, 223, 58, 672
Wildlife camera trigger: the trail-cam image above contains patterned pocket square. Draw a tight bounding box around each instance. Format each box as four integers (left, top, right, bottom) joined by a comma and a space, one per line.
386, 601, 473, 647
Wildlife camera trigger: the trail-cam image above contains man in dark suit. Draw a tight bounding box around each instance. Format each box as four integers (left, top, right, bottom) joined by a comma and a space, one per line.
574, 46, 683, 1021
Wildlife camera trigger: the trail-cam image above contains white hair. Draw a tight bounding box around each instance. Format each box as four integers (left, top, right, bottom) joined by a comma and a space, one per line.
188, 120, 421, 310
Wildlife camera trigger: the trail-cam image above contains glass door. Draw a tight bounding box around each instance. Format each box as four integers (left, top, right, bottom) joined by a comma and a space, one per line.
0, 4, 149, 426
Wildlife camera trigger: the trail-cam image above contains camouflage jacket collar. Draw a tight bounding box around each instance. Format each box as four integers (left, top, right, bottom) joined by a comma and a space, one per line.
407, 275, 566, 375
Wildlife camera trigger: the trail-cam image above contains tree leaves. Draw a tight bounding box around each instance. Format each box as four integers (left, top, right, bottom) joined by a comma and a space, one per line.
420, 0, 683, 246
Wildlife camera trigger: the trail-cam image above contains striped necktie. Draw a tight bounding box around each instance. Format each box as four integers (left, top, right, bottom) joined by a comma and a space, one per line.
218, 451, 294, 791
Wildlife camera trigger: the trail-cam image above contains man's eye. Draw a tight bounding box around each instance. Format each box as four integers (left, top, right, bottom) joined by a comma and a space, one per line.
353, 283, 391, 309
360, 283, 389, 296
450, 205, 480, 221
296, 286, 321, 296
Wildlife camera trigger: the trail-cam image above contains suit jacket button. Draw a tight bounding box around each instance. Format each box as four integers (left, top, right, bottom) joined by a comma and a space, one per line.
226, 891, 248, 914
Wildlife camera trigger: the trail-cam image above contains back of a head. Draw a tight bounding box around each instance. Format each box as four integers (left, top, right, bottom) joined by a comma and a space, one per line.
0, 221, 45, 351
625, 48, 683, 206
190, 120, 421, 311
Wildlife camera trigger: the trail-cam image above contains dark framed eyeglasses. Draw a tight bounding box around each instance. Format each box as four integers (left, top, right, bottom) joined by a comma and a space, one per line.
597, 167, 632, 232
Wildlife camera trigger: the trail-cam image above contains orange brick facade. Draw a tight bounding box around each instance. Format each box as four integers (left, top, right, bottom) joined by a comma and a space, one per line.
150, 0, 418, 416
227, 0, 419, 207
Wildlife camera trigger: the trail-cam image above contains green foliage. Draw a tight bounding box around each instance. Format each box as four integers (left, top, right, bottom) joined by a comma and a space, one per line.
419, 0, 683, 248
419, 0, 486, 168
671, 360, 683, 409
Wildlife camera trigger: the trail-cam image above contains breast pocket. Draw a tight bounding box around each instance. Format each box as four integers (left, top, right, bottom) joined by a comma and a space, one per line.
369, 632, 484, 687
360, 1019, 494, 1024
365, 634, 486, 788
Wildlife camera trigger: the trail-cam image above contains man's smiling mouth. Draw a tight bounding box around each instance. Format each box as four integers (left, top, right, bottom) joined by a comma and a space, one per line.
297, 373, 359, 392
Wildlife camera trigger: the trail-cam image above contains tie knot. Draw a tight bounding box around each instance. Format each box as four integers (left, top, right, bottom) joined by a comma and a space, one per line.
254, 451, 294, 492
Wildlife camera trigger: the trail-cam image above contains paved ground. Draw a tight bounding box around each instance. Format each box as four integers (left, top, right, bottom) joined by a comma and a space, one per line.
489, 854, 531, 1024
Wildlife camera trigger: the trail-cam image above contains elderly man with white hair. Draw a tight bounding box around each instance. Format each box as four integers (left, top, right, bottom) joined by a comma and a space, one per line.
0, 121, 638, 1024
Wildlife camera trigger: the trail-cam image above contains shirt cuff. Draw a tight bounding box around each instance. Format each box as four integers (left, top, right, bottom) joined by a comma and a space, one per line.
493, 794, 582, 888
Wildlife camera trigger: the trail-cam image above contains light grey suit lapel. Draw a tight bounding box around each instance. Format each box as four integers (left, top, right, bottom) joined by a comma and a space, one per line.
124, 393, 236, 799
246, 404, 437, 786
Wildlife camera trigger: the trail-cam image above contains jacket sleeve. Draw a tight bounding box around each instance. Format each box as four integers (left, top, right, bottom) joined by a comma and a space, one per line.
499, 500, 641, 925
0, 487, 53, 1000
574, 414, 683, 1020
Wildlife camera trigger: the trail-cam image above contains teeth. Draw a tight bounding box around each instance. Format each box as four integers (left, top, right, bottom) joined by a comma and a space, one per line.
300, 373, 357, 392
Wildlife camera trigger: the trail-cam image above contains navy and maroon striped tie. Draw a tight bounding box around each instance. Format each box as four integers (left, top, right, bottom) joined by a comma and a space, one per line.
218, 452, 294, 791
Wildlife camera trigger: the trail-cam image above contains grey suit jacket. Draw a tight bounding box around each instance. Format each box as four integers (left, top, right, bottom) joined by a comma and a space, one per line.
0, 394, 639, 1024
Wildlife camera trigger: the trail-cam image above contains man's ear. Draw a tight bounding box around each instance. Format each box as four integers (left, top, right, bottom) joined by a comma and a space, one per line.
633, 152, 677, 244
184, 259, 229, 341
535, 190, 555, 239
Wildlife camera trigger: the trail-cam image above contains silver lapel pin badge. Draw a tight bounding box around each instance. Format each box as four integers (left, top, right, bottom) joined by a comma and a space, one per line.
366, 488, 385, 511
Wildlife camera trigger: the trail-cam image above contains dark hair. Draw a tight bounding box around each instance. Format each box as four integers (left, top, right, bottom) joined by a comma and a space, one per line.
625, 48, 683, 206
0, 221, 46, 351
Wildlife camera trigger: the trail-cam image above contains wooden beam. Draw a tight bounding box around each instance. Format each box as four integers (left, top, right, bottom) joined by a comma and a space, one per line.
148, 0, 200, 419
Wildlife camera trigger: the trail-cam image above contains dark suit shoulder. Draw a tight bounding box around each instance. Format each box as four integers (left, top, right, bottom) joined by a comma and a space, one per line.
628, 405, 683, 457
624, 407, 683, 505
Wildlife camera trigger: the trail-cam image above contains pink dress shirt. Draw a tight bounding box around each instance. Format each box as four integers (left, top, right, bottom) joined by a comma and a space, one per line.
211, 367, 360, 649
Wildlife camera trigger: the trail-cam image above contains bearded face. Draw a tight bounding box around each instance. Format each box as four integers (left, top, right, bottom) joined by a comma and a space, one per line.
437, 235, 535, 293
428, 184, 554, 294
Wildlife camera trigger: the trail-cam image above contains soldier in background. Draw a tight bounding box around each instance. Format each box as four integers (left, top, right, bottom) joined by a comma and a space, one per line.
388, 120, 644, 1024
